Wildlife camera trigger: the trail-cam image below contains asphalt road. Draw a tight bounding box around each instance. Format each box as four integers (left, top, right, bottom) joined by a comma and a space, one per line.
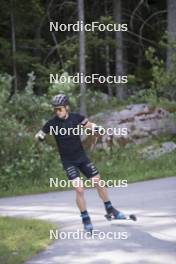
0, 177, 176, 264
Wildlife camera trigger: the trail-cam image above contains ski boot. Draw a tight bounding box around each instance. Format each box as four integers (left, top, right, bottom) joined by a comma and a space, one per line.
105, 207, 126, 220
81, 213, 93, 234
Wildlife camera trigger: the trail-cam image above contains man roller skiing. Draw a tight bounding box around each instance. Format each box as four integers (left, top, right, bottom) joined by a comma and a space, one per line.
35, 94, 126, 233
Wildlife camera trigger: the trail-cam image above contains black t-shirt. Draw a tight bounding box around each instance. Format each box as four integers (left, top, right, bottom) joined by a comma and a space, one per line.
42, 112, 87, 161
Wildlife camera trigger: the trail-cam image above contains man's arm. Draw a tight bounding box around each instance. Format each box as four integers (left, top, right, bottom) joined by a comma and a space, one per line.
75, 113, 104, 134
81, 119, 103, 134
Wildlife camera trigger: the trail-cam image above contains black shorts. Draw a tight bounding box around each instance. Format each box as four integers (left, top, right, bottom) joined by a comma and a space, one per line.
62, 156, 99, 180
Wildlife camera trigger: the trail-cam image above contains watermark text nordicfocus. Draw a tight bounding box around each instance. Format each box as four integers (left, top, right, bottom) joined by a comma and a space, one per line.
50, 178, 128, 188
50, 73, 127, 84
49, 126, 128, 137
50, 21, 128, 32
50, 229, 128, 240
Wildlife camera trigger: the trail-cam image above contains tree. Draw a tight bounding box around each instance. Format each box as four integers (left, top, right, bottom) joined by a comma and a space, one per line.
167, 0, 176, 70
113, 0, 126, 100
105, 0, 112, 97
78, 0, 86, 114
10, 0, 18, 95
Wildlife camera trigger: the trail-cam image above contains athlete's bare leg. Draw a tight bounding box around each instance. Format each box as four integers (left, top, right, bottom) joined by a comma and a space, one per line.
91, 174, 110, 202
71, 177, 87, 211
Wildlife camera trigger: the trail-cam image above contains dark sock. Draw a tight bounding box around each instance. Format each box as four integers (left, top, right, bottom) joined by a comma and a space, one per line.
80, 210, 90, 223
104, 201, 113, 214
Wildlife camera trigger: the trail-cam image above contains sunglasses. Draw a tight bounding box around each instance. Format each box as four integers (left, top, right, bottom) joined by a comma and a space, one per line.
55, 107, 65, 112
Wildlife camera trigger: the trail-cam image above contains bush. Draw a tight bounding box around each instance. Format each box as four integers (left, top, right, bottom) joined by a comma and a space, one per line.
0, 73, 64, 194
145, 44, 176, 101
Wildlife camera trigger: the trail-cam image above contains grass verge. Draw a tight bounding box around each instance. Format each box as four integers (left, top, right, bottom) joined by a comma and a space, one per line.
0, 216, 57, 264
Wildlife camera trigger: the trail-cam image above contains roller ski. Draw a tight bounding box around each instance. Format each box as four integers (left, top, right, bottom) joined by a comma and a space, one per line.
104, 207, 137, 222
81, 212, 93, 234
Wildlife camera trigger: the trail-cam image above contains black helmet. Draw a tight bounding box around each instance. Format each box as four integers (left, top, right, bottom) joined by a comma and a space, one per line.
51, 94, 69, 107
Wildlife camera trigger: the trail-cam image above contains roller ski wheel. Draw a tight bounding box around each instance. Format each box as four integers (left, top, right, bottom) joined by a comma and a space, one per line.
105, 208, 137, 222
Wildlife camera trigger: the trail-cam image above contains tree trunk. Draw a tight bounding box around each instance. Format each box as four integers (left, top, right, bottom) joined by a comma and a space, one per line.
167, 0, 176, 70
78, 0, 86, 114
113, 0, 125, 100
105, 0, 112, 98
10, 0, 18, 94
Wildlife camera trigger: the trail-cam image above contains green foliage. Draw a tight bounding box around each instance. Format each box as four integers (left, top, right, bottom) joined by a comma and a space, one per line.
7, 72, 51, 126
0, 73, 64, 195
91, 139, 176, 183
145, 45, 176, 101
0, 74, 13, 104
